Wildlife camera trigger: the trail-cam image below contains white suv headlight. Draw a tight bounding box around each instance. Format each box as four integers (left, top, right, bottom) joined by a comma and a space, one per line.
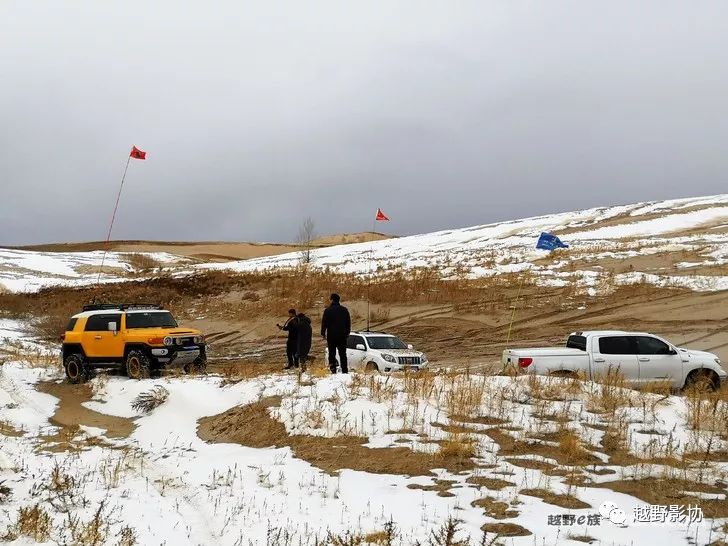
421, 353, 428, 363
382, 353, 396, 363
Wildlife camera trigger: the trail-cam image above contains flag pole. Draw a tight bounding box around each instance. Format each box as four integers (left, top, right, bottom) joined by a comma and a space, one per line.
366, 214, 375, 331
95, 155, 132, 288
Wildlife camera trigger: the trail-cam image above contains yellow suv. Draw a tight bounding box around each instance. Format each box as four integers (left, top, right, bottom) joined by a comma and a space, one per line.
61, 303, 207, 383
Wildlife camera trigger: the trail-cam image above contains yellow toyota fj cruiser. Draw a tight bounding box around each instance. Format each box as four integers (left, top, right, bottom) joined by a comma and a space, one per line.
61, 304, 207, 383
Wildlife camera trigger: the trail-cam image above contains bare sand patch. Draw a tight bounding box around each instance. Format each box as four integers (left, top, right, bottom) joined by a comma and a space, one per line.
37, 381, 134, 439
197, 396, 476, 476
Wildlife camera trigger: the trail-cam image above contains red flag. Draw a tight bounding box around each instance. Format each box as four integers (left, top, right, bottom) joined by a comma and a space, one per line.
130, 146, 147, 160
375, 208, 389, 221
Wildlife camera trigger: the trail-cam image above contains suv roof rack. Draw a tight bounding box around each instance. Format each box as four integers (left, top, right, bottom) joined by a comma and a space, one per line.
82, 303, 163, 312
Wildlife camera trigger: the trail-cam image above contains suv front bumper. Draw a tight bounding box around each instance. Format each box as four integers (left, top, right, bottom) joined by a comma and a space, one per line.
151, 345, 206, 367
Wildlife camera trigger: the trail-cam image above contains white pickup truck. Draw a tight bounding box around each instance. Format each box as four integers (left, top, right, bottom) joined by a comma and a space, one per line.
502, 331, 726, 390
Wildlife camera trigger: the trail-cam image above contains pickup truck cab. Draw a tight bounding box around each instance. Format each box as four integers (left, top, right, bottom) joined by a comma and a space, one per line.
502, 331, 726, 390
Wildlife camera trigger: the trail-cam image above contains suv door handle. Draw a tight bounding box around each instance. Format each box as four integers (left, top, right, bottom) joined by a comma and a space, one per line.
94, 335, 102, 340
638, 357, 650, 362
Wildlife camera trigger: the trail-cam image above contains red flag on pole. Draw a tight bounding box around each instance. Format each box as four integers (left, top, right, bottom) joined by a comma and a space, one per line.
130, 146, 147, 160
375, 208, 389, 221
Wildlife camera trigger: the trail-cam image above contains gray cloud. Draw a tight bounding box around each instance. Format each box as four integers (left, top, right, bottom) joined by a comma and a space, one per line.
2, 1, 728, 245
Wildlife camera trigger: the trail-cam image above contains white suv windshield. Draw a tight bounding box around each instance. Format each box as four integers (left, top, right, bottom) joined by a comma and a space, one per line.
367, 336, 407, 350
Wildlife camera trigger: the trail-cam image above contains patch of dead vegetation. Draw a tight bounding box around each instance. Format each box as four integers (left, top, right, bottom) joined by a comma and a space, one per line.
519, 488, 591, 509
465, 476, 515, 490
471, 496, 519, 519
407, 479, 459, 497
591, 477, 728, 518
481, 522, 531, 537
485, 428, 601, 467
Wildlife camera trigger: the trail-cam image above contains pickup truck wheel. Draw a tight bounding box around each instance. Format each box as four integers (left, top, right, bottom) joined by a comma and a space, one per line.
684, 369, 720, 392
365, 361, 379, 372
126, 350, 151, 380
64, 354, 87, 384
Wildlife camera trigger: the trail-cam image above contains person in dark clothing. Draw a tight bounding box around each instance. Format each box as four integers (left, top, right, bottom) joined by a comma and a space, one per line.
296, 313, 312, 372
277, 309, 299, 369
321, 293, 351, 374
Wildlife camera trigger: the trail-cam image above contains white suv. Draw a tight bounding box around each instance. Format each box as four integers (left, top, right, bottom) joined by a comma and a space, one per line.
327, 331, 429, 372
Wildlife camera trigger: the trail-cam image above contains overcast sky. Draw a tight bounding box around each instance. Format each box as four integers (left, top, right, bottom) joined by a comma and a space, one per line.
2, 1, 728, 245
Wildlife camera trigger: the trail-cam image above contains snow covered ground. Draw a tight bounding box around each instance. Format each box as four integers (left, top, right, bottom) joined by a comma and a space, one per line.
2, 322, 728, 545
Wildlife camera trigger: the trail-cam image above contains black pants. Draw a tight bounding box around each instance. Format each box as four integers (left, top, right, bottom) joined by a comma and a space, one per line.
327, 337, 348, 373
286, 339, 299, 368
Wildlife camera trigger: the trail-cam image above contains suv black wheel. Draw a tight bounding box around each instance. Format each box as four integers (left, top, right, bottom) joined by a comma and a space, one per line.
684, 369, 720, 392
365, 361, 379, 372
126, 350, 151, 380
64, 354, 87, 384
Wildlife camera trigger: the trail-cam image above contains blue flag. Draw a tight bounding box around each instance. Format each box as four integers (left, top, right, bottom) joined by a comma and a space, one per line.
536, 232, 569, 251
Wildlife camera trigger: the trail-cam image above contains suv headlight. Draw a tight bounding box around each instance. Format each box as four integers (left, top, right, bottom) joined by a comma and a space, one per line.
194, 336, 203, 344
163, 336, 173, 346
382, 353, 396, 363
421, 353, 428, 363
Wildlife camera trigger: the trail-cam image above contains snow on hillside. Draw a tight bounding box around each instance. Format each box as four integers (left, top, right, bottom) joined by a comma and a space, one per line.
0, 249, 185, 293
2, 194, 728, 293
206, 194, 728, 292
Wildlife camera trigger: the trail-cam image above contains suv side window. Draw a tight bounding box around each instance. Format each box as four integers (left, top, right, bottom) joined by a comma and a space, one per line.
598, 336, 636, 355
66, 318, 78, 331
636, 336, 674, 355
85, 314, 121, 332
347, 335, 366, 350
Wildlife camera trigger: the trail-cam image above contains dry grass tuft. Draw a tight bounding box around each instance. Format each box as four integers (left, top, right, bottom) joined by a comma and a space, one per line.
131, 385, 169, 413
4, 504, 52, 542
125, 253, 162, 272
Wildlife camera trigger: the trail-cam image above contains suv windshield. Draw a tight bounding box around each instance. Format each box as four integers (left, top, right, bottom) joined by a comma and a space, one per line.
367, 336, 408, 350
126, 312, 178, 329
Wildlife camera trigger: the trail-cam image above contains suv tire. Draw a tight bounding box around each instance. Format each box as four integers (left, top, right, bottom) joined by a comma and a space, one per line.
64, 354, 87, 384
126, 350, 151, 380
684, 369, 720, 392
365, 361, 379, 372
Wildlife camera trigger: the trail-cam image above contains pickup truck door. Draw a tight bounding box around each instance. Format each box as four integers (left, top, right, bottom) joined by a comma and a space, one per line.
591, 335, 640, 386
634, 335, 683, 388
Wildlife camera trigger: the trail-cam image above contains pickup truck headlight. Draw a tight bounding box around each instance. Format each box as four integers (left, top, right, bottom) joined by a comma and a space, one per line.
715, 358, 722, 366
382, 353, 396, 363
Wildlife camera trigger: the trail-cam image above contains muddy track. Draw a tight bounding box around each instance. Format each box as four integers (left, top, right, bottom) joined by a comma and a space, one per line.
37, 381, 135, 438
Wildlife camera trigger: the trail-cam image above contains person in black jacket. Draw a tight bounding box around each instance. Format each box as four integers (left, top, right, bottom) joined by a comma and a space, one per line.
277, 309, 299, 369
321, 293, 351, 373
296, 313, 312, 372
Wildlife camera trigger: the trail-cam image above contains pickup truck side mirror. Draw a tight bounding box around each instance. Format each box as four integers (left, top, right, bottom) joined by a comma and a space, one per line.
356, 344, 366, 351
108, 322, 118, 333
